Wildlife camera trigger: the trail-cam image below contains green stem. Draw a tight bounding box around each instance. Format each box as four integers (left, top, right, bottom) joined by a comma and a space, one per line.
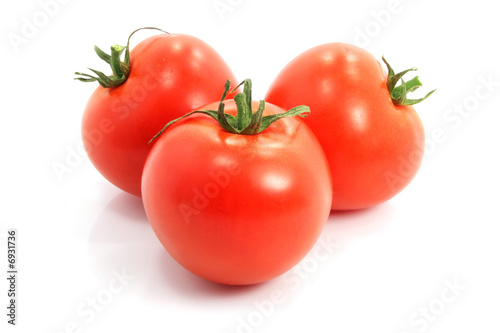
110, 45, 126, 79
75, 27, 168, 88
149, 79, 310, 143
382, 56, 436, 106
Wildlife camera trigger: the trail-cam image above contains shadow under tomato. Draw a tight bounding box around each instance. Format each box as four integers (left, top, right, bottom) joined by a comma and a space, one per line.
325, 202, 395, 239
86, 191, 275, 304
86, 192, 395, 305
87, 192, 155, 280
150, 248, 273, 301
150, 206, 397, 302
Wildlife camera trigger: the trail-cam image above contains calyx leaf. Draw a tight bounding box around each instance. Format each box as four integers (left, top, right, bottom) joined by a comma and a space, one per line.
382, 56, 436, 106
149, 79, 310, 143
75, 27, 169, 88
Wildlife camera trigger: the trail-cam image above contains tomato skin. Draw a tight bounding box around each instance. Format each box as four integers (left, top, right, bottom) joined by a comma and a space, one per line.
142, 101, 332, 285
81, 33, 238, 197
265, 43, 425, 210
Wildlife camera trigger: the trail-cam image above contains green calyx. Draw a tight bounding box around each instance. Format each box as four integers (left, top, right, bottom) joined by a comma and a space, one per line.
382, 56, 436, 106
74, 27, 169, 88
149, 79, 310, 143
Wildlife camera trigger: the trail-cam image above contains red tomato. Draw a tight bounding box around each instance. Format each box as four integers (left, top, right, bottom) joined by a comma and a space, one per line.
142, 82, 332, 285
266, 43, 434, 210
78, 29, 238, 196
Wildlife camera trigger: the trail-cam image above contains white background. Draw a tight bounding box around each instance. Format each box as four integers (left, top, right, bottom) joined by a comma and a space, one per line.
1, 0, 500, 332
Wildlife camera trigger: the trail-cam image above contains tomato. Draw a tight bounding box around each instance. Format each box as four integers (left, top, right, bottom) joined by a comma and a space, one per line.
266, 43, 434, 210
77, 28, 238, 197
142, 80, 332, 285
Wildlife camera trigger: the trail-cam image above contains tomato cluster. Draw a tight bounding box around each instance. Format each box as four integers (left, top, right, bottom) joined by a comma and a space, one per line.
77, 28, 434, 285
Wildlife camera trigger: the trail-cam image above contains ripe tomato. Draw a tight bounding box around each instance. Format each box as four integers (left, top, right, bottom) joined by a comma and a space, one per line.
266, 43, 434, 210
142, 80, 332, 285
77, 28, 238, 196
